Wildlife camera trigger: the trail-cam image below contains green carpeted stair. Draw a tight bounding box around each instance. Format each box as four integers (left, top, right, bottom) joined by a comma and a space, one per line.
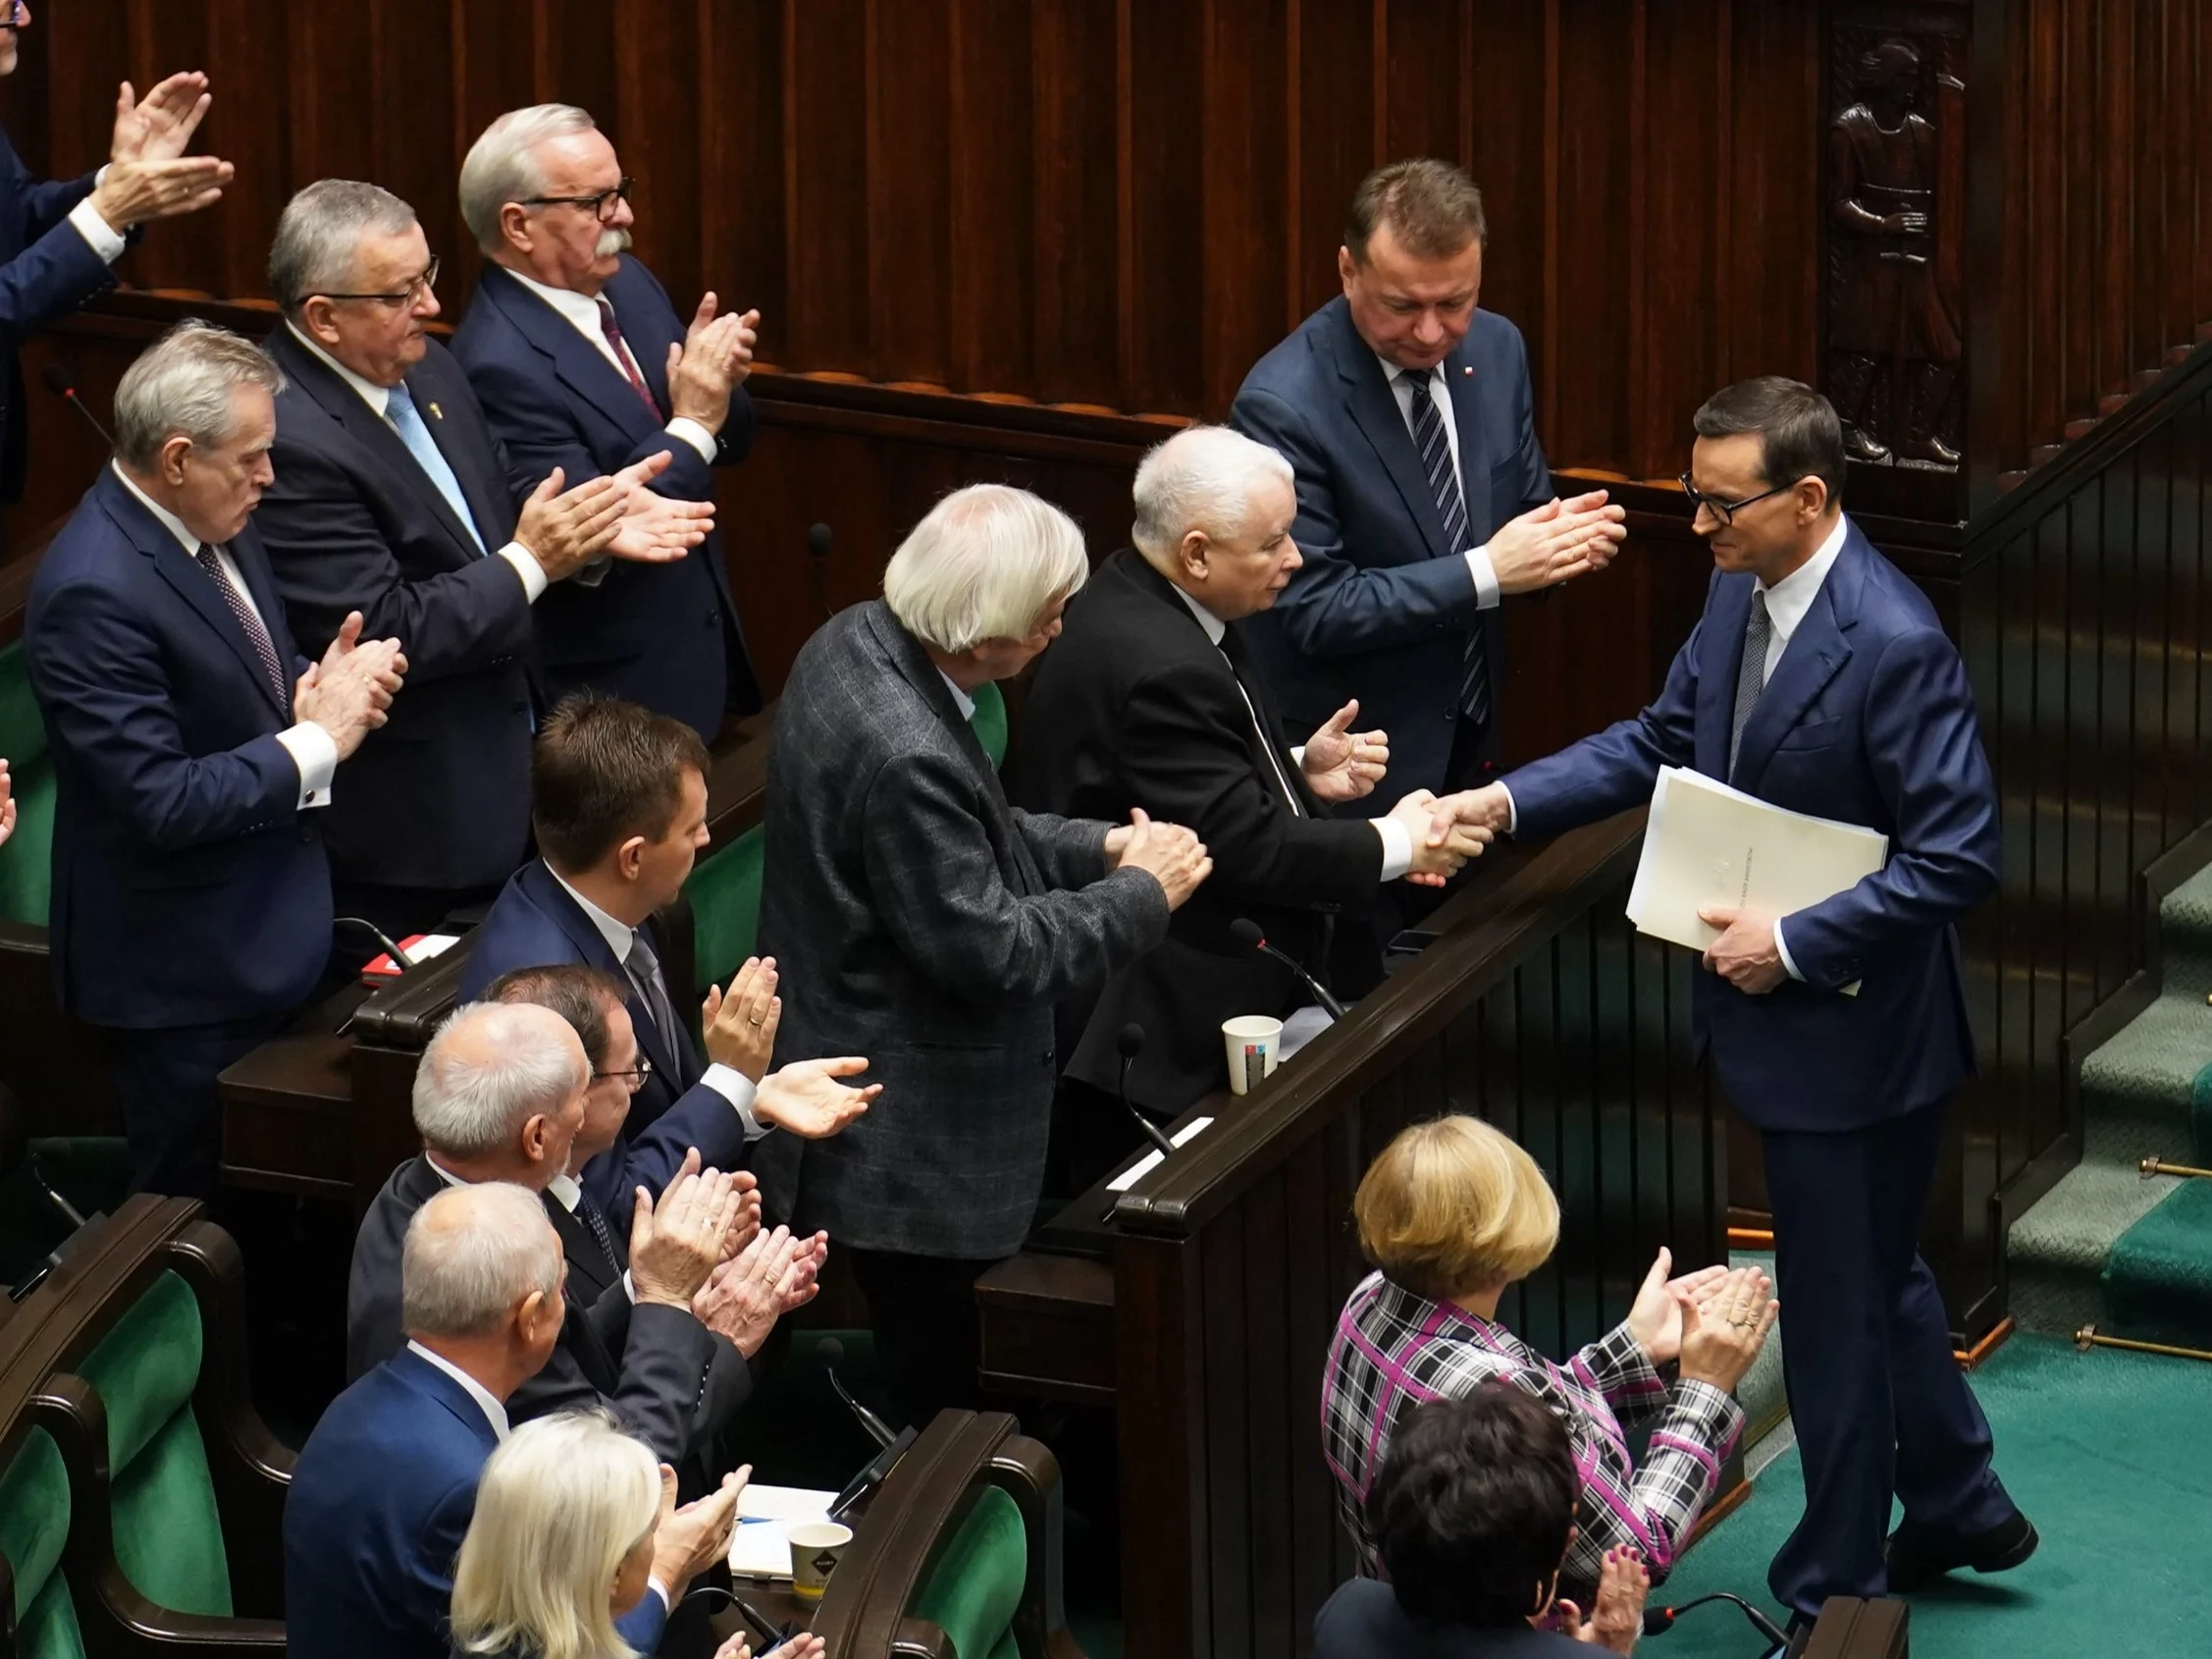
2007, 863, 2212, 1343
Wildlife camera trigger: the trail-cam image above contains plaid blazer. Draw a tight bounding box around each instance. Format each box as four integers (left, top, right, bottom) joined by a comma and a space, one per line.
752, 600, 1172, 1258
1321, 1270, 1744, 1597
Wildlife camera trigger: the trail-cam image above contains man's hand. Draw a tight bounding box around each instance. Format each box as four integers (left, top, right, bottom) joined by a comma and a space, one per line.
90, 154, 234, 228
294, 611, 407, 761
1109, 807, 1212, 911
692, 1224, 827, 1357
627, 1152, 747, 1307
754, 1056, 879, 1139
1557, 1546, 1651, 1654
1697, 907, 1788, 994
650, 1462, 749, 1599
1388, 789, 1493, 887
702, 956, 779, 1080
1300, 700, 1390, 803
1485, 491, 1629, 596
715, 1634, 827, 1659
665, 294, 761, 431
0, 759, 15, 853
513, 467, 630, 581
110, 74, 214, 165
600, 451, 715, 564
1623, 1247, 1731, 1365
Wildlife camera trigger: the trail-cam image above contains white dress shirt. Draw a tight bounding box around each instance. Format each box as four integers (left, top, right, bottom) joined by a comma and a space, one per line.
281, 323, 551, 600
110, 462, 339, 809
544, 863, 765, 1138
404, 1340, 510, 1439
1374, 350, 1502, 610
68, 170, 127, 263
546, 1170, 639, 1301
937, 669, 977, 721
498, 266, 718, 465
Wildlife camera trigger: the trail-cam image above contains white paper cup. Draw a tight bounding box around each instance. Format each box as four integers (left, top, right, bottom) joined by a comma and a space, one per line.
788, 1520, 854, 1601
1222, 1015, 1284, 1096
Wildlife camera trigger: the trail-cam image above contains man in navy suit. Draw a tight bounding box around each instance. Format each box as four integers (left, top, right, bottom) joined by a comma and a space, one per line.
450, 103, 763, 740
1466, 378, 2032, 1645
458, 691, 876, 1146
252, 180, 714, 947
26, 321, 403, 1197
1232, 158, 1626, 807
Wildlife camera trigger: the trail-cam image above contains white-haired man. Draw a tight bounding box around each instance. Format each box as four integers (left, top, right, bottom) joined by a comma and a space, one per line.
343, 999, 746, 1470
1010, 425, 1500, 1122
755, 483, 1211, 1428
450, 103, 762, 739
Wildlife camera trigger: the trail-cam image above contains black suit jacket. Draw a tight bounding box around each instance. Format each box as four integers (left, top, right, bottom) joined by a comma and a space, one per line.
1008, 549, 1382, 1112
343, 1154, 711, 1466
255, 328, 538, 890
1313, 1580, 1587, 1659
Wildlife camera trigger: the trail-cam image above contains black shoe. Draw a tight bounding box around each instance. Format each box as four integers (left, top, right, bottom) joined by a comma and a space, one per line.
1885, 1510, 2040, 1592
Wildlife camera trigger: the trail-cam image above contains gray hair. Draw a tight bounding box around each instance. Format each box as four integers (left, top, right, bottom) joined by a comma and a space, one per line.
1131, 425, 1294, 560
400, 1183, 562, 1341
112, 320, 286, 472
411, 1002, 587, 1158
882, 484, 1089, 654
459, 104, 599, 251
269, 179, 419, 312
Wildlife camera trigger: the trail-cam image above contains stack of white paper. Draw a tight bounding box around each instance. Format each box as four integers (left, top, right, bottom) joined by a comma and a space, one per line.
1626, 768, 1887, 976
727, 1483, 839, 1579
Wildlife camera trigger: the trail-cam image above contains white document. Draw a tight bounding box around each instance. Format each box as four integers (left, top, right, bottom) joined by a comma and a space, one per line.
1105, 1116, 1215, 1194
728, 1484, 840, 1579
1626, 768, 1886, 984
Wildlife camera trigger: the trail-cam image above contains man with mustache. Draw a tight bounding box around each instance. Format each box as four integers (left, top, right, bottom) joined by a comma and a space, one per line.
450, 104, 762, 742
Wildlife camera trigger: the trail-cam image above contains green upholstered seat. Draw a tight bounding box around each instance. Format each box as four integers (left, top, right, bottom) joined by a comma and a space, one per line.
0, 1426, 86, 1659
72, 1269, 234, 1618
0, 639, 54, 928
970, 680, 1008, 768
685, 824, 764, 997
909, 1483, 1027, 1659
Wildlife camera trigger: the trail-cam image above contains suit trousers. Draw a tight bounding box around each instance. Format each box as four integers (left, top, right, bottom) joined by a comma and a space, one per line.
847, 1246, 1005, 1434
99, 1011, 293, 1199
1761, 1097, 2017, 1616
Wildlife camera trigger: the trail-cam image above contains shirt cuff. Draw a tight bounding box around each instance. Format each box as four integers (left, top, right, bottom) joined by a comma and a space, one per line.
645, 1579, 670, 1612
1463, 544, 1501, 610
1773, 918, 1805, 982
69, 186, 128, 263
701, 1064, 767, 1140
665, 416, 718, 464
1369, 812, 1413, 882
1499, 782, 1519, 835
621, 1269, 637, 1303
276, 721, 339, 809
497, 542, 550, 601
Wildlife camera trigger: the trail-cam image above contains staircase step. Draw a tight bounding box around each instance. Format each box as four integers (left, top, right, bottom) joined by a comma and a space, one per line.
2102, 1178, 2212, 1346
2077, 995, 2212, 1161
2008, 1160, 2184, 1334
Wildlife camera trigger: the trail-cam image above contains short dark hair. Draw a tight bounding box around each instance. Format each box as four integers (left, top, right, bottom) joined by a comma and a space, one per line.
1346, 159, 1488, 264
1692, 376, 1847, 508
531, 693, 711, 873
1366, 1388, 1578, 1629
481, 963, 628, 1072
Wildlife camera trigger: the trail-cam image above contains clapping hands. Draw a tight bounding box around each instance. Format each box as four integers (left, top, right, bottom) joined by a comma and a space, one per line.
1555, 1546, 1650, 1654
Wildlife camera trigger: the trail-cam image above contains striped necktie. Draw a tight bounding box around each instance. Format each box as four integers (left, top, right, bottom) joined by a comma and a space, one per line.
1729, 589, 1772, 781
192, 545, 290, 711
1398, 369, 1492, 727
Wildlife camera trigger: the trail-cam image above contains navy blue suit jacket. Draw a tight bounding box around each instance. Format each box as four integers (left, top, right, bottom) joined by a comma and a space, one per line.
1501, 520, 1998, 1132
458, 859, 711, 1147
284, 1348, 667, 1659
451, 257, 762, 736
26, 469, 331, 1028
255, 328, 539, 891
1232, 294, 1552, 799
0, 134, 115, 503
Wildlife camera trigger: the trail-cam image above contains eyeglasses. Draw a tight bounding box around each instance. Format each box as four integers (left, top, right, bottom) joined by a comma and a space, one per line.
591, 1056, 655, 1094
1677, 471, 1793, 526
519, 177, 635, 225
318, 255, 441, 308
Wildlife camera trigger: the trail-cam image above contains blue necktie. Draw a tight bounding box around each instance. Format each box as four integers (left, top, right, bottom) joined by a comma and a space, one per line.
574, 1191, 620, 1277
386, 383, 485, 555
1399, 369, 1493, 728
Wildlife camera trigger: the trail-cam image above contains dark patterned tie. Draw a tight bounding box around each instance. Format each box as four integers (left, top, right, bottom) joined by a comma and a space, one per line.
597, 297, 661, 416
192, 545, 290, 711
624, 930, 683, 1063
1398, 370, 1492, 728
1729, 589, 1772, 781
573, 1190, 621, 1277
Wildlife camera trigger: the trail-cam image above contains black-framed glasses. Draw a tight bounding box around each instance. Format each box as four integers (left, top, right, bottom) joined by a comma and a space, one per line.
1678, 471, 1792, 526
318, 255, 441, 308
591, 1056, 655, 1094
519, 177, 635, 225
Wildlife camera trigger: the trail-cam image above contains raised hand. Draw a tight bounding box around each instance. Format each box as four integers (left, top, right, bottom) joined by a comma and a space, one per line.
604, 450, 715, 564
1109, 807, 1212, 910
513, 467, 628, 581
1300, 700, 1391, 803
1557, 1547, 1650, 1653
90, 155, 234, 228
692, 1224, 826, 1356
294, 611, 407, 761
754, 1055, 879, 1139
665, 294, 762, 431
0, 759, 15, 853
1623, 1247, 1732, 1365
702, 956, 779, 1080
628, 1152, 748, 1307
651, 1462, 749, 1599
1486, 491, 1629, 595
1676, 1267, 1779, 1394
111, 73, 213, 165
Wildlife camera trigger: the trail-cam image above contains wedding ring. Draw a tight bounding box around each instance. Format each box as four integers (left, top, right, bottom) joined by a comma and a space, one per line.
747, 1015, 764, 1026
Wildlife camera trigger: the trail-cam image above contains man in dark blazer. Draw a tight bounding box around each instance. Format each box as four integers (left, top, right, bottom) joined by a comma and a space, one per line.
753, 483, 1210, 1428
1011, 426, 1495, 1121
1467, 378, 2032, 1643
1231, 158, 1626, 807
343, 1000, 744, 1470
451, 103, 762, 739
26, 321, 402, 1197
252, 179, 713, 946
287, 1183, 675, 1659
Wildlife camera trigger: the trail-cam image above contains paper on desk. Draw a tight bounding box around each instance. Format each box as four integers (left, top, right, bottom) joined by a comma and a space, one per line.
1104, 1116, 1215, 1194
1626, 768, 1886, 991
728, 1484, 839, 1579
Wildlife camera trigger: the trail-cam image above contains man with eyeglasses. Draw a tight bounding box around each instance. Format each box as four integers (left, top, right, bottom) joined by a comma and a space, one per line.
252, 179, 717, 950
0, 5, 233, 542
1459, 377, 2031, 1655
450, 104, 763, 743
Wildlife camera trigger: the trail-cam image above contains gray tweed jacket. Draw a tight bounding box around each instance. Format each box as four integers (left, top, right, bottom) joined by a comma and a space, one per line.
752, 600, 1172, 1258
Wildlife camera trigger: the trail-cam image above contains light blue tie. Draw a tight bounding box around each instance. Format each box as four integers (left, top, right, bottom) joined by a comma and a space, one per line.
385, 383, 485, 554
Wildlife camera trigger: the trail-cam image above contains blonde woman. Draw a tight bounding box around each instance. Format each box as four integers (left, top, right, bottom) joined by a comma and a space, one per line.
448, 1413, 820, 1659
1320, 1116, 1776, 1606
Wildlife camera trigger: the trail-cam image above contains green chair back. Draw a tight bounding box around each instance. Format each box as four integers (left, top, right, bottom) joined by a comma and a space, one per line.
72, 1270, 233, 1617
0, 1427, 86, 1659
970, 680, 1008, 768
0, 639, 54, 927
908, 1483, 1028, 1659
685, 824, 764, 997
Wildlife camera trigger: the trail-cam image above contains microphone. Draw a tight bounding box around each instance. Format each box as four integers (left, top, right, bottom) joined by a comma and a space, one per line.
807, 522, 833, 618
335, 915, 414, 973
1115, 1024, 1176, 1158
816, 1336, 899, 1450
1229, 917, 1347, 1020
1642, 1592, 1787, 1645
41, 364, 114, 449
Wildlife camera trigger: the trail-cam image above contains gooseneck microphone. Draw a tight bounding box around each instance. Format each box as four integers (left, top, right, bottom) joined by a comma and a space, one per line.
807, 522, 833, 619
816, 1336, 899, 1449
41, 364, 115, 449
1229, 917, 1347, 1020
1641, 1591, 1787, 1645
1116, 1024, 1177, 1158
335, 915, 414, 973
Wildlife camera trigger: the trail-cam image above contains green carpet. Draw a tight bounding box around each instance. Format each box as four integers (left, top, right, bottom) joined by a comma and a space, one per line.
1660, 1334, 2212, 1658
